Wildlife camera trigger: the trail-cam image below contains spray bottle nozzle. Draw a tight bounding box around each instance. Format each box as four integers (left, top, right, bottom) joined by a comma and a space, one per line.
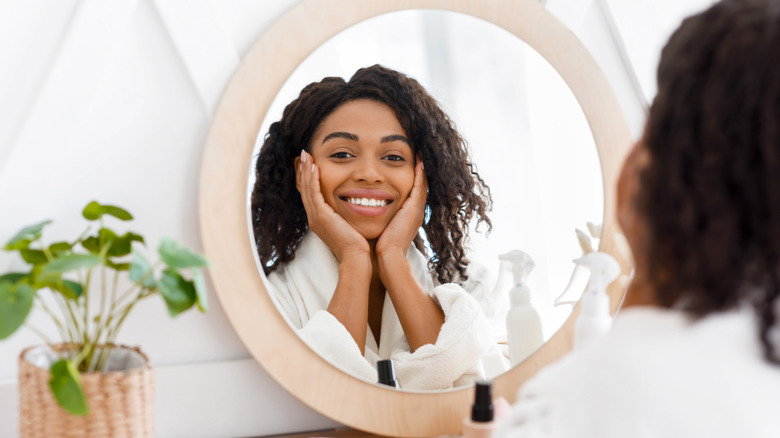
554, 251, 621, 307
574, 252, 621, 294
498, 250, 535, 286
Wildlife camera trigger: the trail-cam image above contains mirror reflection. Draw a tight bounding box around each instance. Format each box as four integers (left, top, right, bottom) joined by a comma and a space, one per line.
248, 10, 602, 390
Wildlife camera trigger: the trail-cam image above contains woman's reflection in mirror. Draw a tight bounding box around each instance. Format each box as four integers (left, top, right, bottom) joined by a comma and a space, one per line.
497, 0, 780, 436
250, 65, 507, 389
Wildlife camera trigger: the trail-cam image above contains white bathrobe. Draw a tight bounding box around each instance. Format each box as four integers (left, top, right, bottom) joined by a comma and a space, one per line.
494, 306, 780, 438
266, 231, 503, 390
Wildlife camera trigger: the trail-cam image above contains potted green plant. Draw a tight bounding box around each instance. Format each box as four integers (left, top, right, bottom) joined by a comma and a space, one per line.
1, 201, 208, 437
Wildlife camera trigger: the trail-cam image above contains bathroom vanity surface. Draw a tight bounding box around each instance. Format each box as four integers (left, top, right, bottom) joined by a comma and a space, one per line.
265, 428, 388, 437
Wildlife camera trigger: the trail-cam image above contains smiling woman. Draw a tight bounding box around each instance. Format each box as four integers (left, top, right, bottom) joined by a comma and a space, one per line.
253, 8, 608, 348
199, 0, 633, 435
251, 65, 502, 390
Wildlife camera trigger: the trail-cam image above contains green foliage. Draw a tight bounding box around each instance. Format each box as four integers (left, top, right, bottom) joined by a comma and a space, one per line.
129, 250, 156, 288
158, 268, 196, 317
4, 220, 51, 251
42, 254, 101, 275
0, 282, 34, 339
82, 201, 132, 221
49, 359, 88, 416
1, 200, 210, 415
158, 238, 210, 268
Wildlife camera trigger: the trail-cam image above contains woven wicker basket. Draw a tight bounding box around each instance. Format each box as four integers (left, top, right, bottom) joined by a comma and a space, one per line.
18, 344, 154, 438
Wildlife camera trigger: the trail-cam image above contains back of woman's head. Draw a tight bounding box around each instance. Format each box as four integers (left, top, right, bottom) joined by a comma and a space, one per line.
252, 64, 491, 283
638, 0, 780, 362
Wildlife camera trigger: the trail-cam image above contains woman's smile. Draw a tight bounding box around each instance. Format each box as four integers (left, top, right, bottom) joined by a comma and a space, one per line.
300, 99, 416, 240
340, 188, 394, 216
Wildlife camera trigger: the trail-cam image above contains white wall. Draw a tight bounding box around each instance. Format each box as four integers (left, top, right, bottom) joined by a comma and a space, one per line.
0, 0, 654, 436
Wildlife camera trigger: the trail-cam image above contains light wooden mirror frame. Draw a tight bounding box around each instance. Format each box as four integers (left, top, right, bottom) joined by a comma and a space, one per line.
199, 0, 633, 436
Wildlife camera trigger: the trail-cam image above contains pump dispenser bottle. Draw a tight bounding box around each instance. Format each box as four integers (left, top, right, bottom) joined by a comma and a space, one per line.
462, 381, 495, 438
377, 359, 398, 388
503, 250, 543, 367
573, 252, 621, 348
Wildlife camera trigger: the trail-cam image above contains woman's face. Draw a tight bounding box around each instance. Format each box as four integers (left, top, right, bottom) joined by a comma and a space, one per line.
302, 99, 416, 240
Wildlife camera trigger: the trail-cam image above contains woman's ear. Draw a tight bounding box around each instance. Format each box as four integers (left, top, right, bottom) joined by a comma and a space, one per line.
294, 156, 302, 192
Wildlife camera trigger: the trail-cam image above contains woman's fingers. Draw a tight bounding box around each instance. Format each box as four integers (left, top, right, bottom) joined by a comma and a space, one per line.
376, 161, 427, 258
410, 161, 427, 215
399, 161, 427, 227
299, 150, 327, 217
297, 150, 369, 262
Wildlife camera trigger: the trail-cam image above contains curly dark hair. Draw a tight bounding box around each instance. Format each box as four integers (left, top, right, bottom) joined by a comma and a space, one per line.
636, 0, 780, 363
251, 64, 492, 284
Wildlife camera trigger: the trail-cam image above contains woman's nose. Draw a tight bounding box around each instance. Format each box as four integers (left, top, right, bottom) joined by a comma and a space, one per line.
353, 157, 384, 183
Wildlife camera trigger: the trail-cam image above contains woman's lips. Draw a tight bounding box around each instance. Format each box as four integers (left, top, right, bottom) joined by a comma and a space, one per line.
338, 189, 393, 217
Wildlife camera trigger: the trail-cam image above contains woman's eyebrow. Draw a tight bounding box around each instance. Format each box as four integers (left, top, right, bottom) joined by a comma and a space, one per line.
381, 134, 410, 145
322, 131, 358, 144
321, 132, 410, 145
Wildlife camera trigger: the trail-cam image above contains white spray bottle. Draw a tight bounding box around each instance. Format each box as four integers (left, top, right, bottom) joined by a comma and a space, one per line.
573, 252, 621, 348
503, 250, 543, 367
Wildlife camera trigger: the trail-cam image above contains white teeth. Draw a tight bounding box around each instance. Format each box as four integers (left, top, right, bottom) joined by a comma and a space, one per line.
347, 197, 388, 207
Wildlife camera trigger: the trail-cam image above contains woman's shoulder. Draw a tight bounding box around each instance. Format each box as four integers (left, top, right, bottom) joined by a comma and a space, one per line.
503, 306, 780, 437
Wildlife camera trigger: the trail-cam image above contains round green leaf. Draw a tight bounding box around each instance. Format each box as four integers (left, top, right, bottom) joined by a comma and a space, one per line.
41, 254, 101, 275
158, 238, 209, 268
52, 280, 84, 300
102, 205, 133, 221
81, 236, 100, 254
0, 272, 28, 284
82, 201, 133, 221
95, 228, 118, 258
106, 259, 130, 271
49, 359, 88, 416
82, 201, 103, 220
49, 241, 73, 256
5, 220, 52, 250
0, 282, 35, 339
20, 249, 48, 264
159, 268, 196, 317
129, 250, 156, 288
108, 231, 143, 257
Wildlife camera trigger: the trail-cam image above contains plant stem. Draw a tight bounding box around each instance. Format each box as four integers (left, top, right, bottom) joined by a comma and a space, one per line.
52, 293, 78, 344
114, 261, 160, 306
84, 268, 91, 341
91, 270, 122, 372
73, 225, 92, 245
95, 286, 152, 371
24, 322, 53, 345
34, 297, 68, 341
40, 242, 54, 261
93, 265, 108, 342
106, 290, 153, 342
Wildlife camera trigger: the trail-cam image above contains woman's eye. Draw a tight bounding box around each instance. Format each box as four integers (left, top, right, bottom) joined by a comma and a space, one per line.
384, 154, 405, 162
330, 152, 353, 159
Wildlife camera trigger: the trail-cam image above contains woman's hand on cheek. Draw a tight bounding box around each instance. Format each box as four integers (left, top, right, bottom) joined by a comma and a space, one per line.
298, 150, 370, 263
375, 161, 427, 261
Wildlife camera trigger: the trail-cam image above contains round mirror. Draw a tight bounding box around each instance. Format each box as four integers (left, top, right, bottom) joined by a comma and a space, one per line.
249, 9, 603, 389
200, 0, 632, 435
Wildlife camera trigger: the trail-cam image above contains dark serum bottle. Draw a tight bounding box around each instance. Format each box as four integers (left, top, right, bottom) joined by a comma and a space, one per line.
377, 359, 398, 388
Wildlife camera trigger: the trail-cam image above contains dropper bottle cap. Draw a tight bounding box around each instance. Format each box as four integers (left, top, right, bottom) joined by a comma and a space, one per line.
471, 381, 494, 422
377, 359, 398, 388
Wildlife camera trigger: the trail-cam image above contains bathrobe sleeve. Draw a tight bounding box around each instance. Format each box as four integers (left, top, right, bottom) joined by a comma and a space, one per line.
383, 248, 499, 390
266, 263, 378, 383
389, 282, 496, 389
